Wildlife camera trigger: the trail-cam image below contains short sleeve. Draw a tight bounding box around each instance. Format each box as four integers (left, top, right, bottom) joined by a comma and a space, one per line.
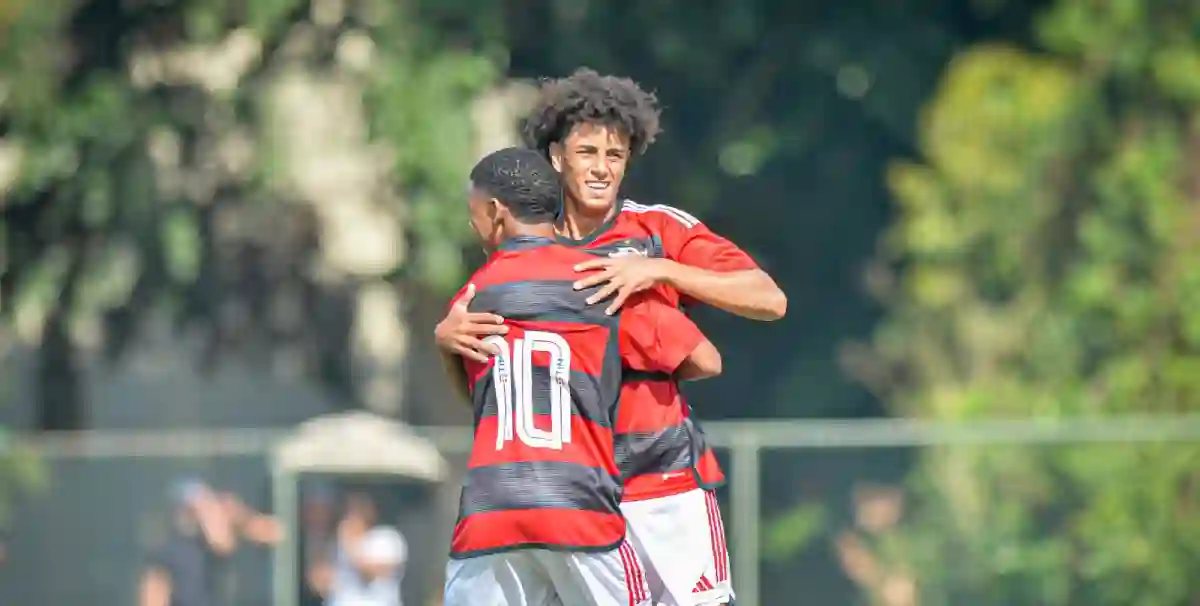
651, 206, 760, 272
618, 292, 706, 374
445, 282, 472, 313
447, 259, 496, 313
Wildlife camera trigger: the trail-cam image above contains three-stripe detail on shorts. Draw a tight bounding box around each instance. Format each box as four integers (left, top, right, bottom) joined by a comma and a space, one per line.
618, 541, 649, 605
704, 490, 730, 583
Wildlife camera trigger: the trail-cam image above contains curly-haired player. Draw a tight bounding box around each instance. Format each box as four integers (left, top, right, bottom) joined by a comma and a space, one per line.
436, 69, 786, 606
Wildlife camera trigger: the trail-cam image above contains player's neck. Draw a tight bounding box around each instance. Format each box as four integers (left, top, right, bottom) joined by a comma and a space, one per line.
558, 200, 618, 240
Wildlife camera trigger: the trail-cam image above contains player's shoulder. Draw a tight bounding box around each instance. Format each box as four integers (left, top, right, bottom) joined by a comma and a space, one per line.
462, 257, 503, 290
617, 199, 703, 230
473, 245, 581, 288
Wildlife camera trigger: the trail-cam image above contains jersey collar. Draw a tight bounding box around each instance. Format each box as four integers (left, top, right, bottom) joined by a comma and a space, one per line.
555, 198, 625, 247
496, 236, 556, 252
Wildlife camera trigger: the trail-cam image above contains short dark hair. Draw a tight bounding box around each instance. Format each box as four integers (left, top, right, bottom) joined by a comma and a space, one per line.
523, 68, 663, 157
469, 147, 562, 222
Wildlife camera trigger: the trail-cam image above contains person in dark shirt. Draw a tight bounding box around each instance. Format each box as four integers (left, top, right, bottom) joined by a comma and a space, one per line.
138, 478, 282, 606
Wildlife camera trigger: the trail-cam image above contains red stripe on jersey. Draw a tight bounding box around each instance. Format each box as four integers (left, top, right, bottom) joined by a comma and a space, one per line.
466, 244, 596, 288
450, 508, 625, 556
614, 380, 687, 433
468, 415, 618, 475
695, 447, 726, 487
622, 471, 700, 501
464, 322, 612, 384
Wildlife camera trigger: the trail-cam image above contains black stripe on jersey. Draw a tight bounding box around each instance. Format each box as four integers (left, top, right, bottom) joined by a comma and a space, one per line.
458, 461, 622, 516
470, 280, 616, 325
613, 423, 693, 479
622, 369, 673, 382
472, 367, 612, 427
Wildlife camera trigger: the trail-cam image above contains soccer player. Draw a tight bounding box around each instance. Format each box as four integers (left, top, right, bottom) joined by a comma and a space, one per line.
435, 69, 787, 606
442, 147, 724, 606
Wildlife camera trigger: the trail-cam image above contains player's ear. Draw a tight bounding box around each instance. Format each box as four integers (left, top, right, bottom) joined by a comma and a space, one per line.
489, 198, 510, 240
548, 142, 564, 173
488, 198, 505, 224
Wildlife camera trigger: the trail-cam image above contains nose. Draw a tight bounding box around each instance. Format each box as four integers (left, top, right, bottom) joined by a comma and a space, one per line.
590, 163, 610, 179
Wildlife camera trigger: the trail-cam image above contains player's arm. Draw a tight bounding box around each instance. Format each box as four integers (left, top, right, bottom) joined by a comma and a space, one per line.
619, 293, 722, 380
434, 282, 507, 363
575, 209, 785, 321
660, 262, 783, 321
676, 337, 722, 381
440, 351, 472, 406
435, 282, 499, 406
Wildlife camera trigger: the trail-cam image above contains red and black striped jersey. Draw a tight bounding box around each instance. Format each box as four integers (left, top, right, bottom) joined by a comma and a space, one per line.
449, 236, 706, 558
560, 199, 760, 500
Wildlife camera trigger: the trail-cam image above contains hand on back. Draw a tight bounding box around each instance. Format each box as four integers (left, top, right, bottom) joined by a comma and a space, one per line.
434, 283, 509, 363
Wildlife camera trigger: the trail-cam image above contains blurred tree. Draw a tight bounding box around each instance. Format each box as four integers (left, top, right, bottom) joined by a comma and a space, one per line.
853, 0, 1200, 603
0, 0, 515, 427
0, 426, 44, 528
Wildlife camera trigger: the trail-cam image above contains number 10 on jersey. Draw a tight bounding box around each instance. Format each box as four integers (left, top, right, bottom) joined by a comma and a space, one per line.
483, 331, 573, 451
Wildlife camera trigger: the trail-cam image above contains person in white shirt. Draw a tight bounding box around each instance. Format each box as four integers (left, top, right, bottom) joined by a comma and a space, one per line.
328, 525, 407, 606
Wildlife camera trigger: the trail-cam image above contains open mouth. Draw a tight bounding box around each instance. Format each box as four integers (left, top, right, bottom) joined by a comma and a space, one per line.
585, 181, 610, 192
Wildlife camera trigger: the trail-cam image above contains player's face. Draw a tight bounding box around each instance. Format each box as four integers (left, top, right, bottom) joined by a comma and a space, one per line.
467, 188, 502, 253
550, 123, 630, 217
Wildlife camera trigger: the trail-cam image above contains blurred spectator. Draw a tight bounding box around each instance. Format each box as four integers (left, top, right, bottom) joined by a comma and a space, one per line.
301, 481, 339, 605
328, 525, 407, 606
137, 478, 282, 606
330, 493, 379, 597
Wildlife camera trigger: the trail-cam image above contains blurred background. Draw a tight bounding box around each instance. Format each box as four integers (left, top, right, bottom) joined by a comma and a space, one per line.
2, 0, 1200, 604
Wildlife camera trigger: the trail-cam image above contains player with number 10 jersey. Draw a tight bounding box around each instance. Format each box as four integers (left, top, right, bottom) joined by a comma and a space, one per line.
442, 148, 723, 606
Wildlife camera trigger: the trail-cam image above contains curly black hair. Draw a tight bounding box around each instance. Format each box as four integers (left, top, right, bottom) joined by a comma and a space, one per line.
522, 68, 663, 158
470, 147, 562, 222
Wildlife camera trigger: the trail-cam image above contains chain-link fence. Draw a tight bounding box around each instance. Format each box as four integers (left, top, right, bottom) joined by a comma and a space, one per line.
4, 418, 1200, 606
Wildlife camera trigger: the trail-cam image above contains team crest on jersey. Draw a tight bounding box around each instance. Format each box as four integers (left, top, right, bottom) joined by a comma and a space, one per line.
582, 237, 664, 259
608, 246, 649, 259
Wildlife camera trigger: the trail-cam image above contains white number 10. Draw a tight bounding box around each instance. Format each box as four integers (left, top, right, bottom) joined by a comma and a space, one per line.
483, 331, 573, 451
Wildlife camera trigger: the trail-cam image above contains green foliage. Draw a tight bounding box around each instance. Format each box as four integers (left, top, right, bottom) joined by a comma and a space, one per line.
0, 427, 46, 527
763, 503, 828, 563
863, 0, 1200, 603
0, 0, 502, 423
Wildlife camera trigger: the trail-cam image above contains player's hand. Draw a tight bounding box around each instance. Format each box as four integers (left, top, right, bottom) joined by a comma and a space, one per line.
573, 257, 672, 315
435, 283, 507, 363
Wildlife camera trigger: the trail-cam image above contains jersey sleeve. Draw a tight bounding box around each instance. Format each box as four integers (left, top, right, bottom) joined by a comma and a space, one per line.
650, 205, 760, 272
446, 282, 472, 313
446, 263, 492, 313
618, 292, 707, 374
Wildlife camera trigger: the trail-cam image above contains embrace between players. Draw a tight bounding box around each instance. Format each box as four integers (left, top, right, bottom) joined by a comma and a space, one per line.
434, 69, 787, 606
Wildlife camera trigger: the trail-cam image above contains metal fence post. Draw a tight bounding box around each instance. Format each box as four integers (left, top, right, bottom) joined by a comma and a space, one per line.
271, 465, 298, 606
730, 430, 761, 606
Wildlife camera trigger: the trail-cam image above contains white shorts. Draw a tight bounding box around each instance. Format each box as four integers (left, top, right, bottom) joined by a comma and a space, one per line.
443, 542, 651, 606
622, 489, 733, 606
